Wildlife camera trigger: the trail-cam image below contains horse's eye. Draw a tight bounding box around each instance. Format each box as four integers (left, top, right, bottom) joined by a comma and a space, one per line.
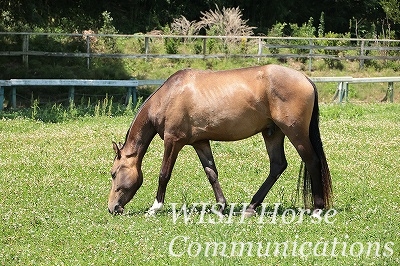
111, 172, 116, 179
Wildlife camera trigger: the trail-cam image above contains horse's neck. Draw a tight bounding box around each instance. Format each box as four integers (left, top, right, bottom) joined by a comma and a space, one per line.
124, 107, 157, 163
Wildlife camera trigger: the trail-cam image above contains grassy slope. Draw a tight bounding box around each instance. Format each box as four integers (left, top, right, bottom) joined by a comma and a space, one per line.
0, 103, 399, 265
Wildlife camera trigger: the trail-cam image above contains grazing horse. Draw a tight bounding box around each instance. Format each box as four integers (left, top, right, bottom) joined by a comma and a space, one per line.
108, 64, 332, 216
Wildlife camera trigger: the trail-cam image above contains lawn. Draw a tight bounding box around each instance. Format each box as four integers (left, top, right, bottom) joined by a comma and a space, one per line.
0, 103, 399, 265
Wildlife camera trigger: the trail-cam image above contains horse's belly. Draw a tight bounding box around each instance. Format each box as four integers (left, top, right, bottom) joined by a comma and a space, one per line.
190, 111, 271, 142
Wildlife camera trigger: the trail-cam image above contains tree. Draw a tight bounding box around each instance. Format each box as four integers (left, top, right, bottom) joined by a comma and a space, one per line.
380, 0, 400, 23
0, 0, 399, 37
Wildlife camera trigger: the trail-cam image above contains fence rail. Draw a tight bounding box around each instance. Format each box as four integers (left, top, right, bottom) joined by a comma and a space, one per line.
0, 79, 165, 111
0, 76, 398, 111
312, 77, 400, 103
1, 32, 399, 109
1, 32, 400, 70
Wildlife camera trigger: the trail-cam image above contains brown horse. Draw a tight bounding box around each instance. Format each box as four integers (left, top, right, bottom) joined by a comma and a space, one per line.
108, 64, 332, 216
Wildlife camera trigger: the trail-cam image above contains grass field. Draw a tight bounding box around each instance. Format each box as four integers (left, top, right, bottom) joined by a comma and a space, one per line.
1, 103, 399, 265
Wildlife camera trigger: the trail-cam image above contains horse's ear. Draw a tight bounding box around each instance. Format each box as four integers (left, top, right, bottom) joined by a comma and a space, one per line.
112, 141, 121, 159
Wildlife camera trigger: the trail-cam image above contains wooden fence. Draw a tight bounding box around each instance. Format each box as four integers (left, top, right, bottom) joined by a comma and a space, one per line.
1, 32, 400, 70
1, 33, 399, 110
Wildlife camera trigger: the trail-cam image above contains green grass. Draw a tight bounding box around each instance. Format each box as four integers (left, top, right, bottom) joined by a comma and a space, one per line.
1, 103, 399, 265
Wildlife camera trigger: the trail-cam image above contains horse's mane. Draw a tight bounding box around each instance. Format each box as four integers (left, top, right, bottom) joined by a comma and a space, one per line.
122, 84, 163, 145
122, 70, 188, 145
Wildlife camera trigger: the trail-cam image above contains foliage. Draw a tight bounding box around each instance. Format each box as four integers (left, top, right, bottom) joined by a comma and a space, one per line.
266, 22, 289, 55
318, 12, 325, 38
0, 10, 30, 32
162, 26, 180, 54
1, 0, 400, 38
164, 37, 180, 54
197, 6, 256, 37
0, 11, 130, 81
89, 11, 119, 54
290, 18, 316, 62
265, 18, 317, 63
380, 0, 400, 24
166, 6, 256, 54
170, 16, 199, 36
317, 32, 351, 69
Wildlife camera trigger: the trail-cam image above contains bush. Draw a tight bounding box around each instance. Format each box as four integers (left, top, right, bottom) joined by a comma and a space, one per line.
317, 32, 351, 69
290, 18, 316, 63
164, 37, 180, 54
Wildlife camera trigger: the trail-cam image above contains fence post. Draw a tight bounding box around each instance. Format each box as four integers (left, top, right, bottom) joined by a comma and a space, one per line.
68, 86, 75, 103
257, 38, 263, 63
338, 82, 344, 103
334, 82, 348, 104
359, 40, 365, 70
86, 35, 91, 69
126, 78, 137, 106
308, 39, 313, 72
385, 82, 394, 103
344, 82, 349, 102
0, 86, 4, 111
22, 34, 29, 68
203, 38, 207, 58
12, 87, 16, 108
145, 37, 149, 60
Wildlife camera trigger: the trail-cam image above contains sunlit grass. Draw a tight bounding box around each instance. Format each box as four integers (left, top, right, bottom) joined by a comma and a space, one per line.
0, 103, 399, 265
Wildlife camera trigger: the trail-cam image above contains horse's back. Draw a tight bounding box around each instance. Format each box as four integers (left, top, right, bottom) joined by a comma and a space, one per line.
167, 64, 313, 100
148, 65, 315, 142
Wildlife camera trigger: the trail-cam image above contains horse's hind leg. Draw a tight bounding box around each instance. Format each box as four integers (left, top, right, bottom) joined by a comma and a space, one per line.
285, 130, 325, 209
245, 126, 287, 216
193, 140, 227, 212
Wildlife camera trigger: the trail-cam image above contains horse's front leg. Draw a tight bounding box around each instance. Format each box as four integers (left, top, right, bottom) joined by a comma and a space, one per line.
147, 137, 184, 215
193, 140, 227, 213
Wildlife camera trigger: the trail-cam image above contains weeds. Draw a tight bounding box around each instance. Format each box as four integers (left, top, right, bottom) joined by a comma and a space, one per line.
1, 94, 141, 122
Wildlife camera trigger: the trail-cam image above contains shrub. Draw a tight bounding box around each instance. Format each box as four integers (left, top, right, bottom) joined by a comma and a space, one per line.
318, 32, 351, 69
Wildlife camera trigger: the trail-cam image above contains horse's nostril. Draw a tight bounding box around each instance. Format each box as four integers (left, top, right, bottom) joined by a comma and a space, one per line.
112, 205, 124, 215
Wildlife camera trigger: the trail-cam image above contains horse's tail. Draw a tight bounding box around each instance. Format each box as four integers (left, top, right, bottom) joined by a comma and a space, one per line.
302, 79, 332, 209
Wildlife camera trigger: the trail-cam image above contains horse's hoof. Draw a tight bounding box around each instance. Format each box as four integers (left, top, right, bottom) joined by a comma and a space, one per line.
243, 209, 256, 218
311, 209, 322, 219
145, 209, 157, 217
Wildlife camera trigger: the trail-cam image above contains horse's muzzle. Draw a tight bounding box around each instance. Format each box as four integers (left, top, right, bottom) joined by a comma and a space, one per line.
109, 204, 124, 215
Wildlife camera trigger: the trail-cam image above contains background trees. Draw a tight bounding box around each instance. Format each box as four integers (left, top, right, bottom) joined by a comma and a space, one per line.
1, 0, 399, 38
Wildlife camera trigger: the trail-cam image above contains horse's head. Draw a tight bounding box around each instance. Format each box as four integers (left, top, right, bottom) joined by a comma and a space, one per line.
108, 142, 143, 214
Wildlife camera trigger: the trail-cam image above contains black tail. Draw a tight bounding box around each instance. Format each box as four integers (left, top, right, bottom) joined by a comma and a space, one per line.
302, 80, 332, 209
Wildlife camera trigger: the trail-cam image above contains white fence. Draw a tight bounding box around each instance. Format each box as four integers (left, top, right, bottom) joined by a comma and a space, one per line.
0, 79, 164, 111
312, 77, 400, 103
0, 77, 398, 111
